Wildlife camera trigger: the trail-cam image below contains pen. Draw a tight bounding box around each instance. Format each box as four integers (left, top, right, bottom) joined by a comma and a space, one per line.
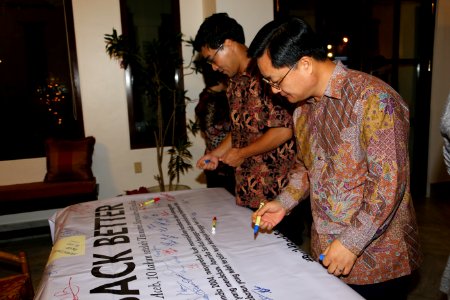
319, 254, 325, 261
254, 216, 261, 236
253, 202, 265, 239
204, 159, 210, 164
212, 216, 217, 234
140, 197, 160, 207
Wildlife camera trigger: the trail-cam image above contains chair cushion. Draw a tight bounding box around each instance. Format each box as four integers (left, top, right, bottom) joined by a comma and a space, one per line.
0, 274, 32, 300
44, 136, 95, 182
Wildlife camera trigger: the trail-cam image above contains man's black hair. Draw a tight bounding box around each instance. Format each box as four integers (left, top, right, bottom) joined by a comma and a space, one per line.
248, 17, 327, 68
193, 13, 245, 52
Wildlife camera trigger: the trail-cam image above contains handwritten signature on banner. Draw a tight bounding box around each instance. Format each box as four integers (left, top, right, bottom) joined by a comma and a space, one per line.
134, 193, 275, 300
54, 276, 80, 300
253, 286, 273, 300
161, 259, 209, 299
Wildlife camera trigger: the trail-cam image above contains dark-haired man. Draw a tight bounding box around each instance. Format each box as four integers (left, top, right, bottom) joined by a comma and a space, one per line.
194, 13, 305, 245
249, 17, 422, 300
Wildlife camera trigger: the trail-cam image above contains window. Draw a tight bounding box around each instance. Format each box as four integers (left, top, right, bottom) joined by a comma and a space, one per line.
119, 0, 186, 149
0, 0, 83, 160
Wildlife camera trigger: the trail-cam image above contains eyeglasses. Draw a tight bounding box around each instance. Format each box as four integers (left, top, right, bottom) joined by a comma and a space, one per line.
206, 44, 224, 65
262, 63, 296, 90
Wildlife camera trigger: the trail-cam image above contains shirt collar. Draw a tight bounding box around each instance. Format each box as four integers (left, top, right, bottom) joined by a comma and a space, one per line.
229, 58, 258, 83
323, 60, 348, 101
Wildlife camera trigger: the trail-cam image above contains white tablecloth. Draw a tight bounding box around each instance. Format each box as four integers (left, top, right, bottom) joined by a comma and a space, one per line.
35, 188, 363, 300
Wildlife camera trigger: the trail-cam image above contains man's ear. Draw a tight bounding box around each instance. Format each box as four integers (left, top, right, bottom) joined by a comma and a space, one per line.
223, 38, 233, 47
299, 56, 313, 74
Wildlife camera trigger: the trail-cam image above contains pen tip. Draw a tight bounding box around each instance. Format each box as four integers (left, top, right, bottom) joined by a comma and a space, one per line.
253, 225, 259, 235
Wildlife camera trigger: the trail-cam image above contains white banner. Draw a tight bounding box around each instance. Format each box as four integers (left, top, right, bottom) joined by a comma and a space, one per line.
35, 188, 363, 300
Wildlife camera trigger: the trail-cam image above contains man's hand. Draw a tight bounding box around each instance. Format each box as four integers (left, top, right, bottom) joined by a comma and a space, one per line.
251, 201, 287, 231
221, 148, 245, 167
321, 239, 357, 277
196, 154, 219, 170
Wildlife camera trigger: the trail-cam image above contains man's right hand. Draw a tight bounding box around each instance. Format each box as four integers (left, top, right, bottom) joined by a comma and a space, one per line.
196, 154, 219, 170
252, 201, 287, 231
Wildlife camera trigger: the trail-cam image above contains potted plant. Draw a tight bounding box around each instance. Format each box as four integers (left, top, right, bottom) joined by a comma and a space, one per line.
105, 28, 193, 191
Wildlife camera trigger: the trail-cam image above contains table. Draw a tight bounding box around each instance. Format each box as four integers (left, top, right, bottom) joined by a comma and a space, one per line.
35, 188, 363, 299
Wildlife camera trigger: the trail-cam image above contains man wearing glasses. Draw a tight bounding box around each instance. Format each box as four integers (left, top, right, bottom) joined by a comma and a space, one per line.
194, 13, 306, 246
249, 17, 421, 300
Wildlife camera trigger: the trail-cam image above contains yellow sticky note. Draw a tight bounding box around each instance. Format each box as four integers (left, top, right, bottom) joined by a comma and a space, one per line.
47, 235, 86, 265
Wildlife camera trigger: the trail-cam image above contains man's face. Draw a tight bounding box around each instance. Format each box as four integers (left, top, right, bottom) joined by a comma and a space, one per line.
257, 51, 312, 103
200, 42, 239, 78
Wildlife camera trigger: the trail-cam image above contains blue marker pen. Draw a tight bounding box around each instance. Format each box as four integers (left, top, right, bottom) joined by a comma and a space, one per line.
319, 254, 325, 261
253, 202, 265, 239
204, 159, 210, 164
254, 216, 261, 236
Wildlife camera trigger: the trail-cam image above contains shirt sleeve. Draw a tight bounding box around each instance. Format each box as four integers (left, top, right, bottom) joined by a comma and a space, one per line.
263, 93, 294, 129
338, 91, 410, 256
276, 108, 310, 211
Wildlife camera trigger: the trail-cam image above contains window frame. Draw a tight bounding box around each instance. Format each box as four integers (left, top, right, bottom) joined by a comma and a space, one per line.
0, 0, 84, 161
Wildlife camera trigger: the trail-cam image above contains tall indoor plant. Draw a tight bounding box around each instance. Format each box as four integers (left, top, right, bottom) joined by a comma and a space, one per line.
105, 28, 193, 191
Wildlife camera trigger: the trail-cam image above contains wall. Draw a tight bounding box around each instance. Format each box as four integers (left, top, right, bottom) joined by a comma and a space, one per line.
0, 0, 272, 201
428, 0, 450, 190
1, 0, 447, 202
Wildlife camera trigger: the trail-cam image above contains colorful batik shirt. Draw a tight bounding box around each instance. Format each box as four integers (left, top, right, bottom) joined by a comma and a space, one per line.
277, 61, 422, 284
227, 60, 296, 208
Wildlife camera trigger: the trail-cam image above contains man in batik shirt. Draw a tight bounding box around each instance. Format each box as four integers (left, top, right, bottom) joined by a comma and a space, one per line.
194, 13, 304, 245
249, 17, 422, 300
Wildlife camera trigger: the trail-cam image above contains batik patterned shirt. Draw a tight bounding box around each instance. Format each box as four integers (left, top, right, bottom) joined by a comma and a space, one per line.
277, 61, 422, 284
227, 60, 296, 208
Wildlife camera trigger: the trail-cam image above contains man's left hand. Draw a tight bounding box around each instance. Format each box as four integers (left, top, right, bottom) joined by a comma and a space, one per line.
221, 148, 244, 167
321, 240, 357, 277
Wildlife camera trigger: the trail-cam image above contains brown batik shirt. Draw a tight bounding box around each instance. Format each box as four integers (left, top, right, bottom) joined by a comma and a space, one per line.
227, 59, 296, 209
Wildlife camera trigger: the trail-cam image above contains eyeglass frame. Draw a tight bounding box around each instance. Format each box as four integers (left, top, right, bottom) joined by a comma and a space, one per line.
206, 44, 224, 65
262, 63, 297, 90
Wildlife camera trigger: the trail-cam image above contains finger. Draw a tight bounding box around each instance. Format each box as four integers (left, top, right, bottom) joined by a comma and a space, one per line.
197, 157, 208, 168
321, 247, 331, 266
328, 264, 340, 274
334, 267, 345, 276
251, 212, 257, 223
341, 265, 350, 276
258, 204, 269, 215
200, 162, 211, 170
341, 266, 348, 276
326, 266, 334, 274
333, 266, 344, 276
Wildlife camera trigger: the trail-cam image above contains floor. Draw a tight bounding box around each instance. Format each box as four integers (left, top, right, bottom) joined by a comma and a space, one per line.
0, 197, 449, 299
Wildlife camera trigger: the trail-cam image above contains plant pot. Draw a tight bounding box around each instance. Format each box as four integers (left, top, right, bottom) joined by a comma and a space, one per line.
147, 184, 191, 193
